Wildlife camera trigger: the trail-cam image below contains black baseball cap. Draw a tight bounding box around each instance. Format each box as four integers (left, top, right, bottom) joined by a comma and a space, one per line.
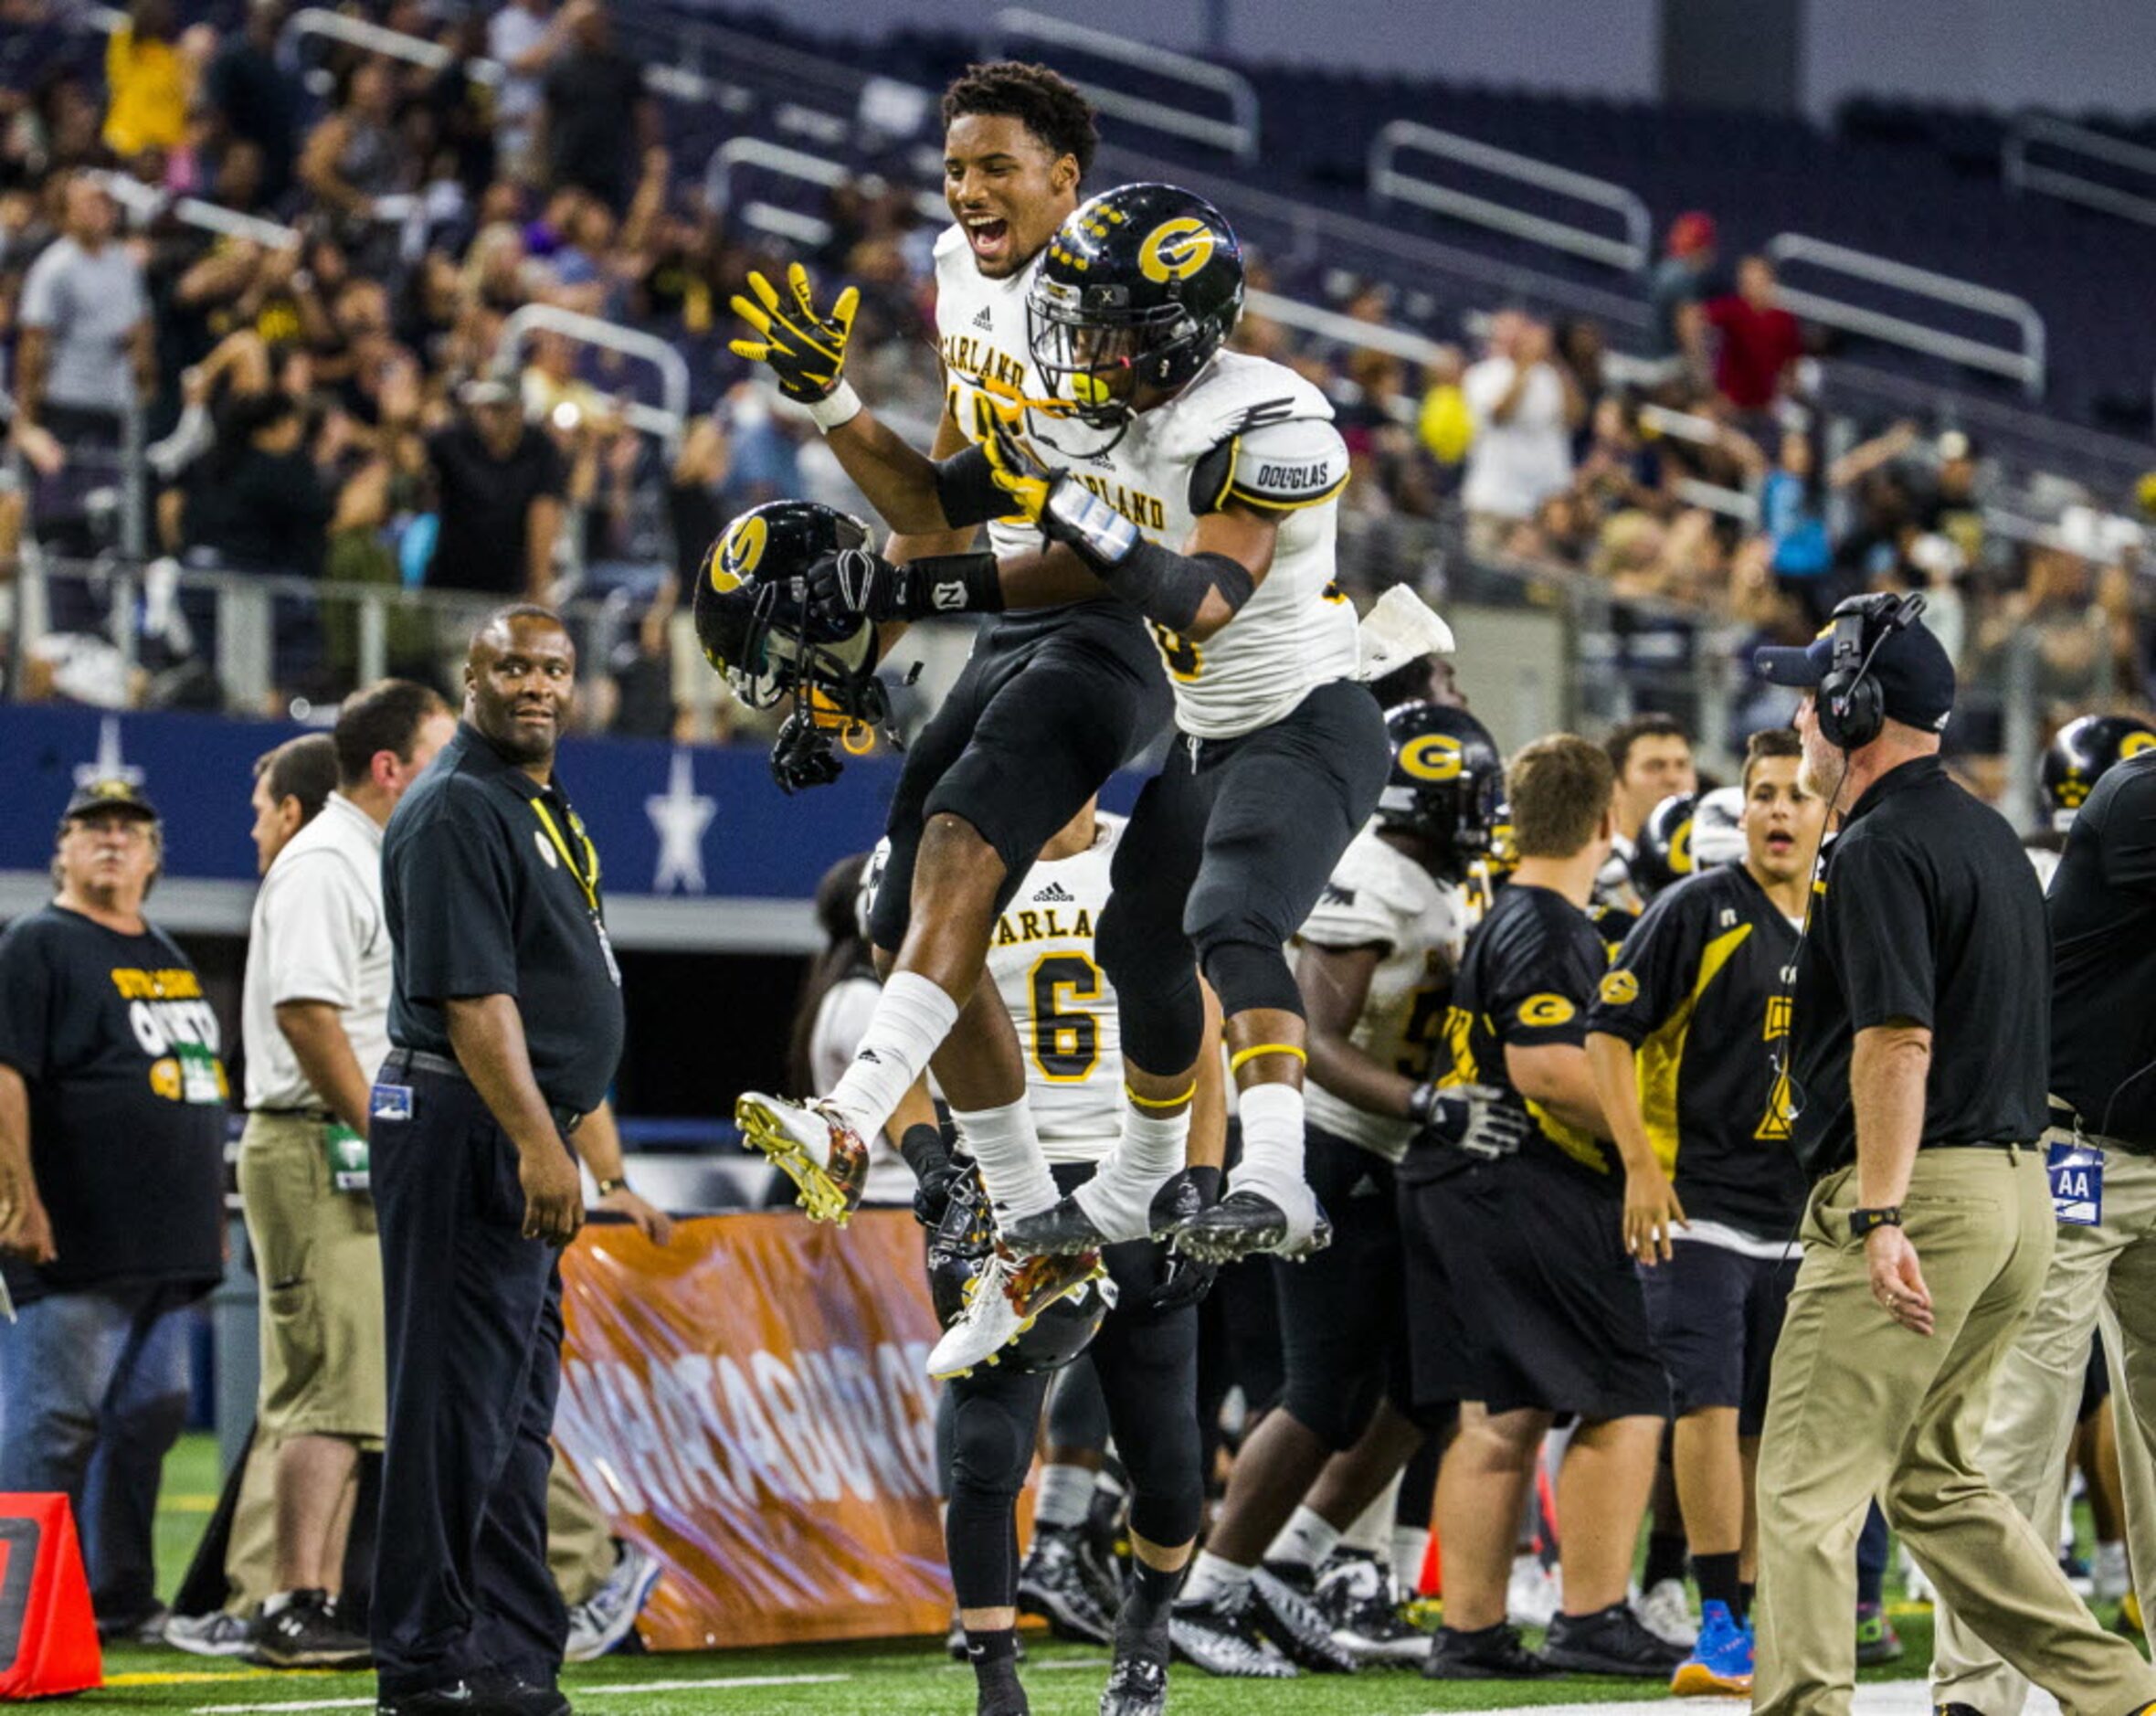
1754, 596, 1957, 733
61, 777, 160, 826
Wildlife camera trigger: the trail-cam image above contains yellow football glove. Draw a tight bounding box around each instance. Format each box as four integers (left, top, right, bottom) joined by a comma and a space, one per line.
974, 394, 1053, 521
728, 262, 860, 404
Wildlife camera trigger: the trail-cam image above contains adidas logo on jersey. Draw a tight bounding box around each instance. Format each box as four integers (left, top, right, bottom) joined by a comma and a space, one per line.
971, 307, 994, 331
1033, 882, 1075, 903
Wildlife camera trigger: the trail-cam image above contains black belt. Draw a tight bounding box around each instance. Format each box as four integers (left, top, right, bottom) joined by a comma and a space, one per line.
2046, 1101, 2156, 1158
252, 1106, 332, 1122
379, 1047, 582, 1137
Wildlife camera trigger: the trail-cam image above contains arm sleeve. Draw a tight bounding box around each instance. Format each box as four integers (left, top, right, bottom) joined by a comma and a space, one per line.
1820, 834, 1937, 1032
1584, 884, 1703, 1046
1489, 905, 1602, 1050
0, 924, 56, 1081
264, 854, 372, 1011
391, 793, 522, 1004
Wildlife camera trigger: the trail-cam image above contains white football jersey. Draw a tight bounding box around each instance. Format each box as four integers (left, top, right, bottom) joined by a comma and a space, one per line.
1295, 823, 1464, 1161
933, 222, 1044, 561
988, 811, 1126, 1162
1030, 350, 1357, 740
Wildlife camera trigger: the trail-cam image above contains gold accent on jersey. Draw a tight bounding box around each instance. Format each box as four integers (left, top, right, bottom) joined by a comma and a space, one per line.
1517, 993, 1578, 1028
1149, 622, 1204, 683
940, 332, 1030, 398
1633, 924, 1752, 1173
1399, 733, 1464, 783
1223, 468, 1350, 514
992, 906, 1096, 947
1137, 217, 1217, 283
1600, 969, 1641, 1006
1028, 951, 1104, 1085
1755, 992, 1796, 1140
1070, 472, 1168, 532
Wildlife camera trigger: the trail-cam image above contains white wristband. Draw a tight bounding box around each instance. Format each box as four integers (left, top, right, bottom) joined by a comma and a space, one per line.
807, 380, 863, 432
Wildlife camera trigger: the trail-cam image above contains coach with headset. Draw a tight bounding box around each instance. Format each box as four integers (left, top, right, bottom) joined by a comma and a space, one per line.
1748, 594, 2156, 1716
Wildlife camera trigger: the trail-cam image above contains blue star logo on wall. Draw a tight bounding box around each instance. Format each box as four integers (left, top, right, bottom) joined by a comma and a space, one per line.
646, 748, 716, 895
74, 715, 146, 791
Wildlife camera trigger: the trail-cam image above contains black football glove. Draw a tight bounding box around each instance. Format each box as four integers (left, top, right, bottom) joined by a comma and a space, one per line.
1412, 1083, 1534, 1160
898, 1122, 967, 1228
727, 263, 859, 404
805, 546, 910, 628
767, 709, 843, 795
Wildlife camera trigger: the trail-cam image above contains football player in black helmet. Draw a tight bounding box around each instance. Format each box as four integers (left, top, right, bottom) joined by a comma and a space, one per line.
1373, 701, 1506, 874
1628, 792, 1700, 904
2041, 714, 2156, 832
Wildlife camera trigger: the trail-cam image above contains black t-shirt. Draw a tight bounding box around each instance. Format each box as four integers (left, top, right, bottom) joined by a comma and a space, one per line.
2049, 753, 2156, 1146
187, 445, 333, 577
1587, 864, 1811, 1235
542, 48, 643, 204
426, 423, 565, 596
204, 41, 298, 193
1789, 756, 2050, 1178
383, 722, 625, 1114
1417, 882, 1617, 1192
0, 906, 227, 1305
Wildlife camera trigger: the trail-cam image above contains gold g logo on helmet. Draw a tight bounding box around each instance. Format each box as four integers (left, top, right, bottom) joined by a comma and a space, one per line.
1398, 733, 1464, 782
1138, 217, 1216, 284
2124, 732, 2156, 759
710, 515, 769, 594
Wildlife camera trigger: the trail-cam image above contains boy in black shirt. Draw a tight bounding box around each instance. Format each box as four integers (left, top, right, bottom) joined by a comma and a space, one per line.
1400, 736, 1679, 1681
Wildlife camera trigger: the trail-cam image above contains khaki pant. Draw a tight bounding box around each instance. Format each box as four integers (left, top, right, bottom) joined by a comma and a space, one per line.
547, 1456, 619, 1607
1935, 1138, 2156, 1715
238, 1112, 386, 1443
1755, 1148, 2156, 1716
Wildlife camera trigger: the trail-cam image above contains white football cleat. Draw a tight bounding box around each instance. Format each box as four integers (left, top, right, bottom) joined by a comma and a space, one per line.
735, 1091, 868, 1224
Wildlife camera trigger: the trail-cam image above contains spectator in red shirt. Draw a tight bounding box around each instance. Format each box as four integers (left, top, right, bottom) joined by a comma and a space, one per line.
1706, 255, 1804, 418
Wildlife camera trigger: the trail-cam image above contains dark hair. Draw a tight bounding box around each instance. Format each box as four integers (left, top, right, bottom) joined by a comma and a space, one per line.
254, 734, 339, 824
1508, 734, 1614, 858
1367, 653, 1440, 710
1740, 726, 1802, 792
1604, 713, 1691, 779
942, 61, 1098, 179
334, 677, 452, 788
470, 602, 566, 653
786, 853, 874, 1096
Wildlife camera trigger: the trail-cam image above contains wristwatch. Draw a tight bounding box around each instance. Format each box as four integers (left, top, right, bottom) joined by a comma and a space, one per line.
596, 1176, 629, 1198
1848, 1205, 1903, 1238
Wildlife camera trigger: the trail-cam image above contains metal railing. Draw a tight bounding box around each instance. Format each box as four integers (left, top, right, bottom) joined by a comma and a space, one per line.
1368, 122, 1653, 274
97, 173, 300, 249
984, 7, 1260, 162
495, 305, 689, 452
2004, 112, 2156, 230
703, 137, 947, 239
1765, 233, 2047, 399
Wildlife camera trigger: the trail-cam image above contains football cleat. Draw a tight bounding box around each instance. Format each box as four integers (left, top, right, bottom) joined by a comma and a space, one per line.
735, 1092, 868, 1224
1671, 1599, 1752, 1696
927, 1246, 1106, 1379
1170, 1188, 1332, 1265
1247, 1566, 1358, 1673
1098, 1618, 1171, 1716
1314, 1552, 1428, 1665
164, 1609, 261, 1660
1169, 1588, 1297, 1679
1636, 1576, 1699, 1648
1017, 1526, 1115, 1645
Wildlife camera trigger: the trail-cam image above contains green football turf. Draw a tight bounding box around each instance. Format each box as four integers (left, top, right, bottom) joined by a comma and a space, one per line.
70, 1434, 2124, 1716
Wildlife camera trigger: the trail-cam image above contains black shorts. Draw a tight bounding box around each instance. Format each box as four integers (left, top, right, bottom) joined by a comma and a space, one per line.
1274, 1127, 1419, 1448
1400, 1153, 1669, 1423
1638, 1238, 1796, 1435
868, 603, 1165, 952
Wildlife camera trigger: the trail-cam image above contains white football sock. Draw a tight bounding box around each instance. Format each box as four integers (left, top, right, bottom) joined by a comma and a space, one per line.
1181, 1549, 1253, 1605
1392, 1527, 1431, 1595
1342, 1474, 1401, 1558
1264, 1505, 1341, 1573
1073, 1096, 1188, 1241
1233, 1081, 1309, 1200
1034, 1463, 1094, 1531
952, 1096, 1058, 1220
825, 972, 958, 1141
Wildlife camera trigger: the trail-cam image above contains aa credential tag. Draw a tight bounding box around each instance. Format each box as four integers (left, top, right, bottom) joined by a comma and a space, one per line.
371, 1082, 414, 1123
2048, 1140, 2103, 1226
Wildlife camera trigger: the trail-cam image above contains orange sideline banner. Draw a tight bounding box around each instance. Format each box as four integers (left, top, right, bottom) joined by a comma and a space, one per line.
553, 1210, 952, 1649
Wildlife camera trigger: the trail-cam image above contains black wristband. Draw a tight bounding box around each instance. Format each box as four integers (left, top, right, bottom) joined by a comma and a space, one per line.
1848, 1205, 1903, 1238
1099, 542, 1254, 635
897, 1122, 951, 1182
898, 552, 1004, 619
932, 444, 1009, 531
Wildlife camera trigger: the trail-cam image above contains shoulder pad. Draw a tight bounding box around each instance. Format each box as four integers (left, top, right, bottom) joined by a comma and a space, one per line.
1192, 414, 1350, 516
934, 223, 970, 262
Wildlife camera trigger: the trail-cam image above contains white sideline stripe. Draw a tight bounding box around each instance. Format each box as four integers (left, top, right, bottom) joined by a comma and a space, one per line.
1410, 1684, 2064, 1716
193, 1674, 851, 1713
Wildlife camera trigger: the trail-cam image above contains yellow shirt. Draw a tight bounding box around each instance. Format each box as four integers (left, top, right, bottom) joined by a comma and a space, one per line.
103, 26, 193, 156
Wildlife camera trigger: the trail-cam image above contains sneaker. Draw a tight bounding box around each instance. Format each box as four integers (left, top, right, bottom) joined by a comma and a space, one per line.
1422, 1621, 1557, 1679
927, 1246, 1105, 1379
2095, 1541, 2131, 1603
1934, 1704, 1989, 1716
1017, 1526, 1115, 1645
735, 1092, 868, 1224
164, 1609, 261, 1660
1541, 1601, 1689, 1677
1248, 1565, 1358, 1672
1099, 1617, 1171, 1716
466, 1674, 569, 1716
1636, 1576, 1699, 1648
1506, 1552, 1561, 1628
1671, 1599, 1752, 1696
565, 1541, 663, 1662
98, 1604, 171, 1645
259, 1590, 371, 1669
1170, 1188, 1332, 1265
1168, 1588, 1297, 1678
1313, 1552, 1427, 1665
1855, 1600, 1903, 1666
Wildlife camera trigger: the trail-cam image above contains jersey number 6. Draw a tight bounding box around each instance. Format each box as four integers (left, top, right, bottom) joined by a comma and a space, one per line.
1030, 953, 1104, 1082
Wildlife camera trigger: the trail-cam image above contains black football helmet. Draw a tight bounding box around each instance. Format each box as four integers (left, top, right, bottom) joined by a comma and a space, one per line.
2041, 714, 2156, 830
1376, 701, 1504, 879
1026, 183, 1244, 437
925, 1165, 1112, 1374
1629, 791, 1700, 902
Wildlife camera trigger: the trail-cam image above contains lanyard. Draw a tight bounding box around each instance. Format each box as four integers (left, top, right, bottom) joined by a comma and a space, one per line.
529, 797, 600, 917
